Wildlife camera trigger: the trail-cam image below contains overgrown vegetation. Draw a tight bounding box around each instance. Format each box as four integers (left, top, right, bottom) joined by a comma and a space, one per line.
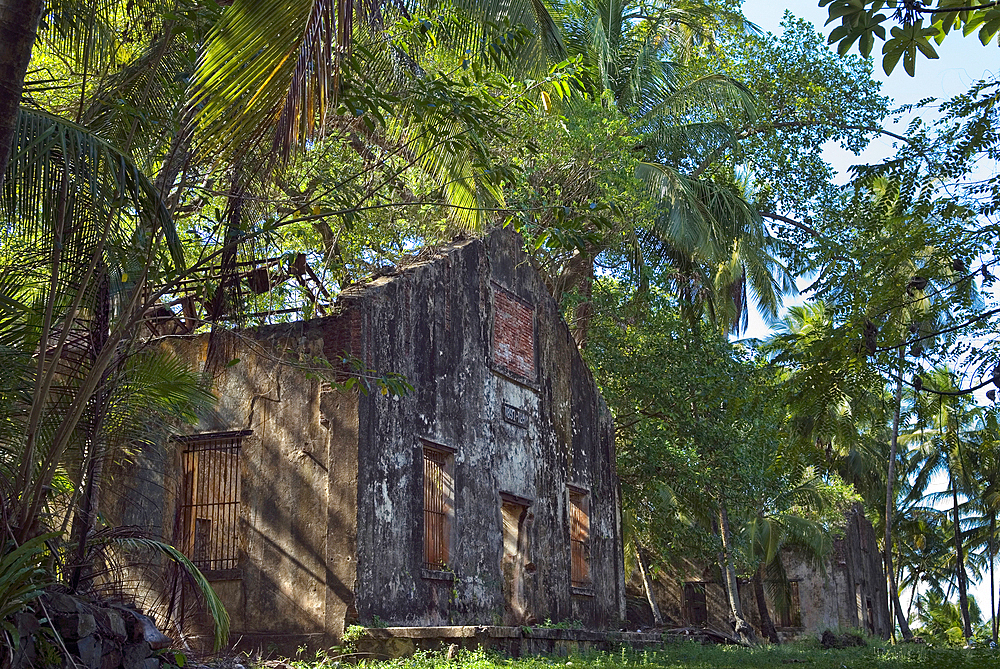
4, 0, 1000, 660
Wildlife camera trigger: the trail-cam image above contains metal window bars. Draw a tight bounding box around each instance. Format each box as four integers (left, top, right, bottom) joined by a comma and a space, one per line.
569, 490, 590, 587
178, 432, 246, 571
423, 448, 450, 570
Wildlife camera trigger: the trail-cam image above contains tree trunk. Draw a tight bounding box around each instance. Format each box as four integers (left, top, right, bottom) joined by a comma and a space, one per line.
885, 347, 914, 640
636, 545, 664, 627
561, 252, 595, 349
951, 470, 972, 642
991, 512, 996, 646
752, 565, 780, 644
906, 569, 920, 622
0, 0, 43, 182
718, 499, 757, 644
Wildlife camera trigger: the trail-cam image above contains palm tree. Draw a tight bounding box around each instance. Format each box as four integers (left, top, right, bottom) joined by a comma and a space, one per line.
915, 590, 985, 646
902, 366, 982, 643
543, 0, 791, 336
0, 3, 241, 647
742, 472, 832, 644
0, 0, 44, 181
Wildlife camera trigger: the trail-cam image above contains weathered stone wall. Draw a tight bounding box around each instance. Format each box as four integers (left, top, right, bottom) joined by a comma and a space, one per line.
347, 230, 624, 630
640, 559, 729, 631
132, 327, 362, 651
633, 508, 889, 640
9, 593, 171, 669
112, 229, 622, 650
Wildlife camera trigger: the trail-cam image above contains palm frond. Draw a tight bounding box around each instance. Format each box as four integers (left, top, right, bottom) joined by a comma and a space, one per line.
3, 107, 182, 270
40, 0, 173, 74
92, 533, 229, 651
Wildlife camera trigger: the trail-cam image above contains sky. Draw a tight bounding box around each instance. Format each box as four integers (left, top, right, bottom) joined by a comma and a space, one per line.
738, 1, 1000, 634
739, 1, 998, 332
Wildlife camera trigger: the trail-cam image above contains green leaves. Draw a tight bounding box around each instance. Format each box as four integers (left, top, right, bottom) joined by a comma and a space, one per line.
883, 22, 940, 76
822, 0, 887, 57
0, 534, 54, 621
190, 0, 345, 162
821, 0, 1000, 76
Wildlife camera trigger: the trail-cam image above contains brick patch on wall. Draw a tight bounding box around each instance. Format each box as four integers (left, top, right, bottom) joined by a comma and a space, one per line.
492, 283, 535, 381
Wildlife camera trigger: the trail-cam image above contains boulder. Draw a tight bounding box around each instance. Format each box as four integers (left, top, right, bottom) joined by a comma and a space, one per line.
75, 634, 103, 669
123, 641, 152, 669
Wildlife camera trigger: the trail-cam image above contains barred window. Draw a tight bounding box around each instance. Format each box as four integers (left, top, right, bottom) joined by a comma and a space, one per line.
569, 488, 590, 587
178, 431, 249, 572
423, 444, 454, 570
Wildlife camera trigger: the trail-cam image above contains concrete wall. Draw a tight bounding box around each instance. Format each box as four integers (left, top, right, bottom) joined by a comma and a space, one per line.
347, 230, 625, 630
144, 326, 362, 651
633, 508, 889, 640
113, 229, 623, 649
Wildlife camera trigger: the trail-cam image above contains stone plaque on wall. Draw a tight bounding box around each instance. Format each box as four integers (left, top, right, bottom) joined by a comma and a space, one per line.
502, 402, 529, 428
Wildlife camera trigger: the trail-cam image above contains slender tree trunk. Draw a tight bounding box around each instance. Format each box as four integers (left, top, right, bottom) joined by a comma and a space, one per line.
906, 570, 920, 622
561, 253, 595, 349
991, 512, 996, 646
718, 499, 757, 644
951, 470, 972, 642
0, 0, 43, 182
752, 564, 780, 644
69, 270, 111, 592
636, 545, 664, 627
886, 348, 914, 640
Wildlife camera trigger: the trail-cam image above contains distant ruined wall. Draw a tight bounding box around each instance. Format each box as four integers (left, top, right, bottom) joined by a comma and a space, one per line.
632, 508, 889, 640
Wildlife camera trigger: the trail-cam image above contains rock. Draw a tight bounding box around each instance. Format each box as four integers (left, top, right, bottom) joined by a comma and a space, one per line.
135, 612, 172, 650
118, 607, 171, 649
78, 613, 98, 638
99, 609, 128, 641
101, 648, 123, 669
14, 611, 40, 637
140, 658, 161, 669
75, 635, 103, 669
819, 630, 866, 649
46, 592, 80, 613
11, 635, 36, 669
123, 641, 152, 669
55, 612, 97, 639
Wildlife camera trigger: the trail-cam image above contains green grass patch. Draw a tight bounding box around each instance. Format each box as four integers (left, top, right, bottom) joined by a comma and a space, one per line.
283, 643, 1000, 669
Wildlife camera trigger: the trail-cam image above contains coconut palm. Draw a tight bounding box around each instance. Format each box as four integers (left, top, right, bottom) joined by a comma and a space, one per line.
549, 0, 791, 335
901, 366, 984, 643
0, 2, 242, 647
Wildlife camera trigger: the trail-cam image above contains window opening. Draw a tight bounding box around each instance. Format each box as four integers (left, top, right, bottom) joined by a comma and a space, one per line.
423, 445, 454, 569
502, 502, 525, 560
500, 493, 533, 623
779, 581, 802, 627
569, 488, 590, 587
855, 584, 864, 628
684, 582, 708, 625
178, 431, 247, 571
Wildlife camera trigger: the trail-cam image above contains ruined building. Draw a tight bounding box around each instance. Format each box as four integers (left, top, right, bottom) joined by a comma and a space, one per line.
115, 229, 626, 651
628, 507, 890, 640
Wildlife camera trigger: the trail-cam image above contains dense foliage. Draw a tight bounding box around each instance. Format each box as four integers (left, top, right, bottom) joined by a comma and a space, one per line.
3, 0, 1000, 658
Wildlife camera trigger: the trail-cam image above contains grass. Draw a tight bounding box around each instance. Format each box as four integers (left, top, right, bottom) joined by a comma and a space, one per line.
282, 643, 1000, 669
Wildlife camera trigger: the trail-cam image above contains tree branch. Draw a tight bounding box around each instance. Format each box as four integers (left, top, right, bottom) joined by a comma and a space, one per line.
913, 1, 1000, 14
